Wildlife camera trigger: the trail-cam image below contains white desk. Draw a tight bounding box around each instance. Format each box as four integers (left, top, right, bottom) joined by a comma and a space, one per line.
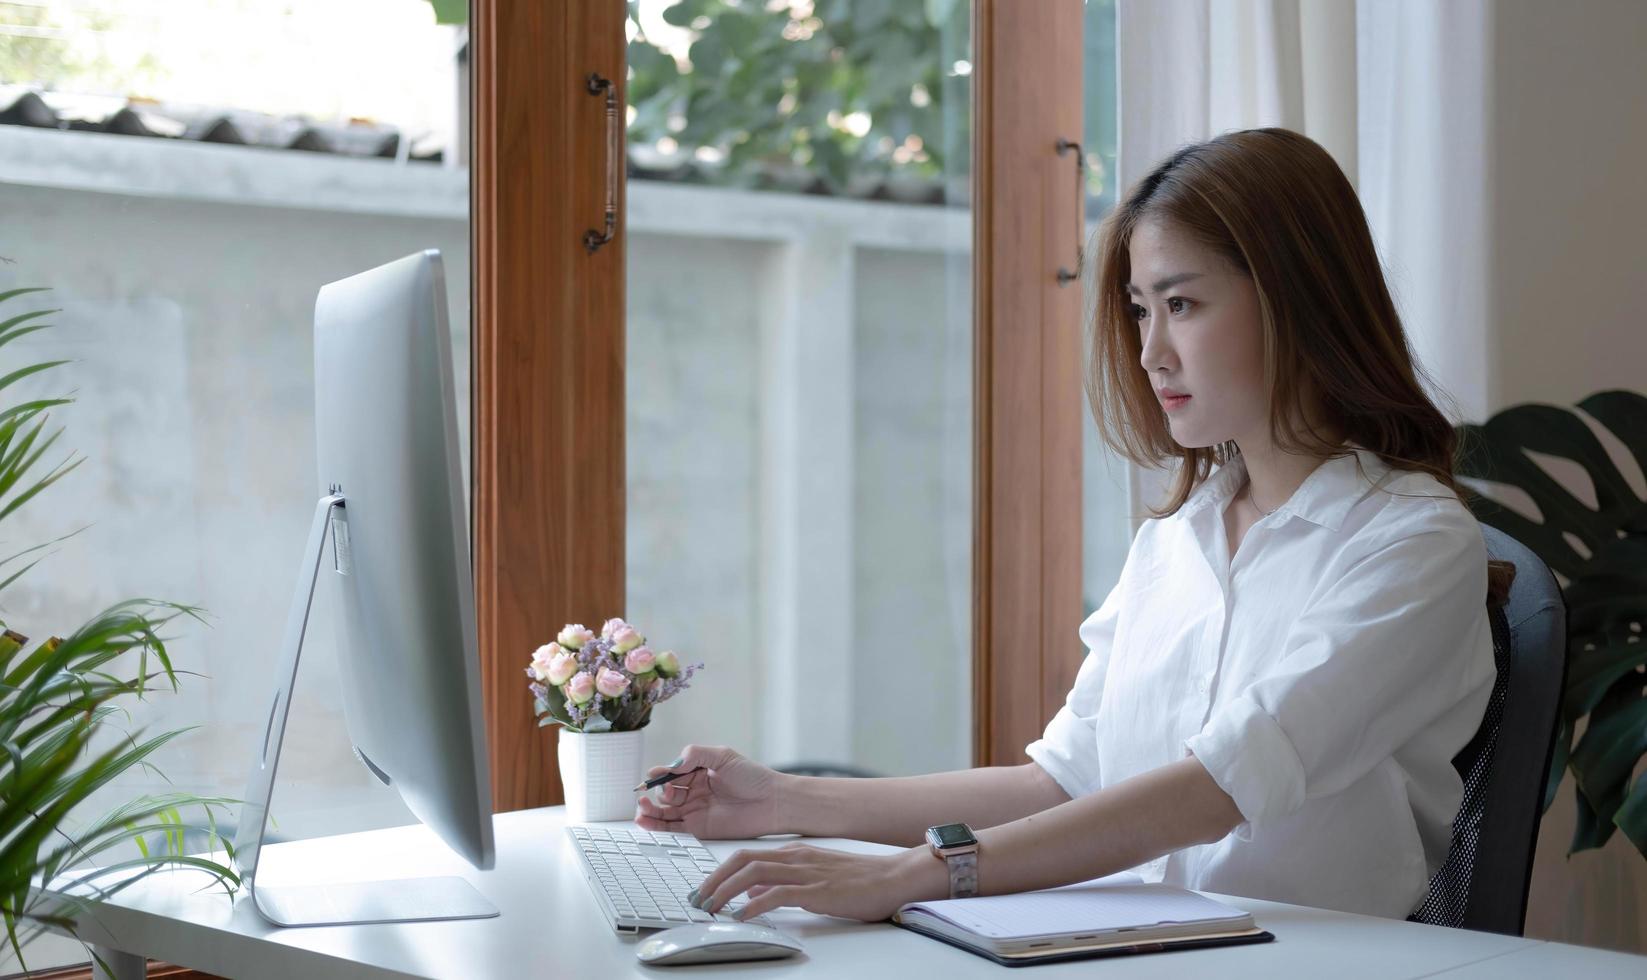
39, 806, 1645, 980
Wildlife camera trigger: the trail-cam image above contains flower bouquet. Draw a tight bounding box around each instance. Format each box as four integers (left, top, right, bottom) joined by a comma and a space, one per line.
527, 618, 701, 820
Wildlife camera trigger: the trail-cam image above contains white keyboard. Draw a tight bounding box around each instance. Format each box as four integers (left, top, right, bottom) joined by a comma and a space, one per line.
567, 825, 775, 934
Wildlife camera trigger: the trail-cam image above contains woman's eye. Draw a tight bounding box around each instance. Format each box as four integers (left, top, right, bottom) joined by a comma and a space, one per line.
1167, 297, 1191, 314
1128, 303, 1147, 321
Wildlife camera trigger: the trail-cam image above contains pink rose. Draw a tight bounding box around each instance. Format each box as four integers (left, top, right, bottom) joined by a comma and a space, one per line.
600, 617, 629, 640
528, 642, 562, 682
624, 646, 656, 675
557, 624, 595, 650
546, 650, 577, 686
565, 671, 596, 704
596, 667, 629, 698
611, 625, 644, 654
654, 651, 681, 677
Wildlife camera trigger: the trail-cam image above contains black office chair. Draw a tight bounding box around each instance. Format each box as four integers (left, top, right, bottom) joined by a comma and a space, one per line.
1407, 524, 1568, 934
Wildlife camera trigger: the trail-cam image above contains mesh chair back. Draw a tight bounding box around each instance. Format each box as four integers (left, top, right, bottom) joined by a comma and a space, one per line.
1407, 525, 1567, 934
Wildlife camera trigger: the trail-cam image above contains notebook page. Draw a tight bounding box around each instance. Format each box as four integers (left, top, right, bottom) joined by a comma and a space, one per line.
903, 874, 1250, 941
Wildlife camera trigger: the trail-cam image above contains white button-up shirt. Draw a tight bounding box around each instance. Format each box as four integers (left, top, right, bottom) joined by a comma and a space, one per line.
1026, 445, 1496, 919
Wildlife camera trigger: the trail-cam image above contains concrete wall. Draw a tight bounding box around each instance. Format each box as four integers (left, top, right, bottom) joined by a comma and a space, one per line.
617, 184, 977, 779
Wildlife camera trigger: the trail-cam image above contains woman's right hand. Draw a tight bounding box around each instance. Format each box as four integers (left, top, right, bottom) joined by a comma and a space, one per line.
633, 744, 787, 840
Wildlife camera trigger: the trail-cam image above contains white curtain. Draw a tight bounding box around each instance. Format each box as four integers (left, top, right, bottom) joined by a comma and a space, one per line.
1112, 0, 1493, 524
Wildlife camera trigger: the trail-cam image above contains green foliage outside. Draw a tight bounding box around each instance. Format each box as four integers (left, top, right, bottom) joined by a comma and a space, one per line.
476, 0, 1115, 205
424, 0, 976, 197
0, 3, 163, 96
626, 0, 972, 196
423, 0, 468, 25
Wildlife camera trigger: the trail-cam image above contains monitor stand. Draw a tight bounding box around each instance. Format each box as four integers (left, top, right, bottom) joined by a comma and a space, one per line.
232, 490, 498, 927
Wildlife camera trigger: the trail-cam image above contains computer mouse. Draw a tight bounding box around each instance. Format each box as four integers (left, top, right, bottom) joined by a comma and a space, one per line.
635, 921, 805, 966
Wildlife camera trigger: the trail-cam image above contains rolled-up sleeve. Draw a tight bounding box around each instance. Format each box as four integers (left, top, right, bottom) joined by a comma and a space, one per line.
1026, 578, 1125, 801
1184, 504, 1494, 841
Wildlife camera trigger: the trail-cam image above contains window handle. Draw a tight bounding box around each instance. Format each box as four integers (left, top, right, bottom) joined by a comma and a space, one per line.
584, 73, 619, 254
1055, 138, 1085, 285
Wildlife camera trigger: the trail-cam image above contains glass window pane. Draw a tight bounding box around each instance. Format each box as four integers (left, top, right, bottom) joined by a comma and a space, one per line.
624, 0, 973, 777
1082, 0, 1127, 614
0, 2, 468, 968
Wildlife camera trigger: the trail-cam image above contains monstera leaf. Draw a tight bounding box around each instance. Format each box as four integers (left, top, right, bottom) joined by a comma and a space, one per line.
1455, 389, 1647, 859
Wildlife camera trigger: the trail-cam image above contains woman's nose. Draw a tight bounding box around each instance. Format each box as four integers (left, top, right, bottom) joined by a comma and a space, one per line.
1138, 313, 1173, 374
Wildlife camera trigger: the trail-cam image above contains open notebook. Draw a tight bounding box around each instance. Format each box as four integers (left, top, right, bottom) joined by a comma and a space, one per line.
892, 870, 1274, 966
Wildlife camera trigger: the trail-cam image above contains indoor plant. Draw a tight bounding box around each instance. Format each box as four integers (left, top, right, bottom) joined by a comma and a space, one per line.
1455, 388, 1647, 859
528, 618, 701, 821
0, 286, 237, 972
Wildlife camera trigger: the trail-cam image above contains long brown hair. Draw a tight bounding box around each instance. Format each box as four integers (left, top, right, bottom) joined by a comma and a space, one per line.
1087, 128, 1513, 607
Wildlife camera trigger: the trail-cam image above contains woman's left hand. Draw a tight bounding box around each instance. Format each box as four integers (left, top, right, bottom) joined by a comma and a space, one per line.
689, 842, 947, 923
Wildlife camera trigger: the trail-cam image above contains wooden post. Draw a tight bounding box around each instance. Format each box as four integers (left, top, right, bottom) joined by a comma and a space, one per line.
471, 0, 627, 811
972, 0, 1087, 766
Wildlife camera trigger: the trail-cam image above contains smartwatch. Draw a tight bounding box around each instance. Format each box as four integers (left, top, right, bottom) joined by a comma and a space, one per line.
925, 822, 980, 899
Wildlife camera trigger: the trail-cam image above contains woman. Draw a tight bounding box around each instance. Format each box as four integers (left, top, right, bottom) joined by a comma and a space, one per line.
636, 127, 1513, 923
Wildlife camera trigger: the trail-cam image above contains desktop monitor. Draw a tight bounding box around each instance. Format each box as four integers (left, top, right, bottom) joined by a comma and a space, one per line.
233, 250, 497, 926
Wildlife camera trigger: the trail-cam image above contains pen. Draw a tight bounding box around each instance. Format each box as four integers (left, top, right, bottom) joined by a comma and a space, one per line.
634, 766, 704, 793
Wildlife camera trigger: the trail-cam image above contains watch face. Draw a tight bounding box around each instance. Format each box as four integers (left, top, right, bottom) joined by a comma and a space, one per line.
931, 823, 977, 848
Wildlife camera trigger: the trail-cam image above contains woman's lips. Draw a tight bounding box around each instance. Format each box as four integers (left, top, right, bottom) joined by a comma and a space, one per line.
1162, 394, 1192, 412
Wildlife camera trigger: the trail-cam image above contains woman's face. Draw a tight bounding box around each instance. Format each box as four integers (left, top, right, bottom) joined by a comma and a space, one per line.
1126, 216, 1268, 451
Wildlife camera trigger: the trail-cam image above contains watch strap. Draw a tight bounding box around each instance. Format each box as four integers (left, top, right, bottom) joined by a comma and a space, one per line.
945, 849, 978, 899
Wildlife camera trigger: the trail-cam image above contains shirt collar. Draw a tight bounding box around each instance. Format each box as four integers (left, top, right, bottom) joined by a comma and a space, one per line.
1181, 442, 1392, 532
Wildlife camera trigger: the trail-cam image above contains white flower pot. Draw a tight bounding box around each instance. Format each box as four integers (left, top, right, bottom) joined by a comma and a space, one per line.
558, 728, 645, 822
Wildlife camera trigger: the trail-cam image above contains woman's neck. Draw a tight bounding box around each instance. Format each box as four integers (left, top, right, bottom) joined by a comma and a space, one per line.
1236, 434, 1344, 514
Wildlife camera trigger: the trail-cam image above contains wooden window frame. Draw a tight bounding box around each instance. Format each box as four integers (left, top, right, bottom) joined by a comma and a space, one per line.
971, 0, 1087, 766
471, 0, 627, 812
471, 0, 1086, 809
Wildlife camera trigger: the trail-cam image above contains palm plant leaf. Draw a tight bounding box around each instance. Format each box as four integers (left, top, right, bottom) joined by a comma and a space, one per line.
0, 361, 71, 400
1455, 388, 1647, 858
0, 526, 89, 601
0, 608, 239, 966
0, 289, 50, 306
0, 305, 59, 352
0, 397, 75, 430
